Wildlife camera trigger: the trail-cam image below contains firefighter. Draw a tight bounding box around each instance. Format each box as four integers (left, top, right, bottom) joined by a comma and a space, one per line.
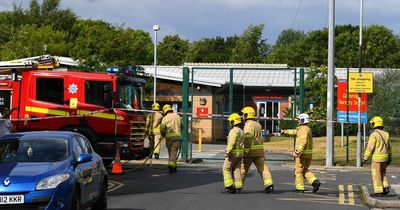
145, 103, 163, 159
222, 113, 244, 194
281, 113, 321, 193
240, 106, 274, 193
160, 104, 182, 173
363, 116, 391, 197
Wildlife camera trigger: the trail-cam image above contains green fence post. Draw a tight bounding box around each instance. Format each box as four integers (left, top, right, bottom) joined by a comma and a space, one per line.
182, 67, 189, 161
293, 68, 297, 150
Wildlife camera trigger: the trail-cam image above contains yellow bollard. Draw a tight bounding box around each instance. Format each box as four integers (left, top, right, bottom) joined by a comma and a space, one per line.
198, 129, 202, 153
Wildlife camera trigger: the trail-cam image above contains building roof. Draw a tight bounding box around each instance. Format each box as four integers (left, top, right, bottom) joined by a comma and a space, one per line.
143, 64, 387, 88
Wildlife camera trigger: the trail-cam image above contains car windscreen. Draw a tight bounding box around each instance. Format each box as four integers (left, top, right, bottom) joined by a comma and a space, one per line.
0, 137, 68, 163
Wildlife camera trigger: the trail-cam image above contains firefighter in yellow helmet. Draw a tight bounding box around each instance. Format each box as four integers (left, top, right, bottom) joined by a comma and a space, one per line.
160, 104, 182, 173
240, 106, 274, 193
281, 113, 321, 193
363, 116, 391, 197
145, 103, 163, 159
222, 113, 244, 194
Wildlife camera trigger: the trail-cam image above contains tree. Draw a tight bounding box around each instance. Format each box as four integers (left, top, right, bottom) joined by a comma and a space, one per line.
186, 36, 237, 63
70, 19, 153, 70
0, 24, 69, 60
369, 70, 400, 135
158, 35, 189, 65
231, 24, 269, 63
267, 29, 305, 66
363, 25, 400, 68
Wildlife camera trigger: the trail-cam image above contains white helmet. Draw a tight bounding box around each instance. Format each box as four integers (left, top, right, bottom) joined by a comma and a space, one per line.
297, 113, 310, 124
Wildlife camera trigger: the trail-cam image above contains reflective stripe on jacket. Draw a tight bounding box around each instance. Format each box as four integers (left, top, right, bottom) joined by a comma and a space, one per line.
160, 112, 182, 141
226, 126, 244, 158
286, 125, 313, 159
363, 129, 390, 162
243, 120, 264, 157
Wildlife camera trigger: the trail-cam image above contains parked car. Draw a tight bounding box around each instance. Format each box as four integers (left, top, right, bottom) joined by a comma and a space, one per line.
0, 131, 108, 210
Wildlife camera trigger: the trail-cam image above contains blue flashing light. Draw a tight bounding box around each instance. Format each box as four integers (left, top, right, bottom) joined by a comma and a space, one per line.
106, 67, 119, 73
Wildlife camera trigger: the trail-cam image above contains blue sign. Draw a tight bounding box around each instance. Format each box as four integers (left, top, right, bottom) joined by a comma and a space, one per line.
337, 111, 367, 123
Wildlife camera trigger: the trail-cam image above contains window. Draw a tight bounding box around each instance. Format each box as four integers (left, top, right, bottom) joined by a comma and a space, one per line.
36, 78, 64, 104
85, 81, 112, 106
76, 135, 93, 154
72, 137, 84, 160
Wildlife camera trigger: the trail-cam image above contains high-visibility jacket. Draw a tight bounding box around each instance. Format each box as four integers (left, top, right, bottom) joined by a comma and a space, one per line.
226, 126, 244, 158
145, 112, 163, 135
160, 112, 182, 141
243, 120, 264, 157
363, 129, 390, 162
286, 125, 313, 159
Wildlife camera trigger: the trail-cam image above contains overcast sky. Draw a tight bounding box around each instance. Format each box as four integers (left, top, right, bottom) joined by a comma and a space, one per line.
1, 0, 399, 44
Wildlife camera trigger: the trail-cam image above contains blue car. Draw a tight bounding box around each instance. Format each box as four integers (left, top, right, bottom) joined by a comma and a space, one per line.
0, 131, 108, 210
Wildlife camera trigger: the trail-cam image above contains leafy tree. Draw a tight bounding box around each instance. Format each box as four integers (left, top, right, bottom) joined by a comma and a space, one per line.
231, 24, 269, 63
158, 35, 189, 65
0, 24, 69, 60
70, 19, 152, 70
267, 29, 305, 66
186, 36, 237, 63
363, 25, 400, 68
369, 70, 400, 135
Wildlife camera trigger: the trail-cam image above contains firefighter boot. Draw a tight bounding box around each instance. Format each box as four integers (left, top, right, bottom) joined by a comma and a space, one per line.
312, 180, 321, 193
168, 166, 174, 174
383, 187, 390, 195
264, 185, 274, 193
221, 186, 235, 194
154, 153, 159, 159
236, 188, 242, 194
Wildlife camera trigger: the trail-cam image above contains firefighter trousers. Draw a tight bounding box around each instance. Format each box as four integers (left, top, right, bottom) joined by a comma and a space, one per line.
241, 157, 273, 187
371, 161, 389, 193
150, 134, 161, 154
295, 157, 317, 190
222, 157, 243, 189
166, 139, 181, 167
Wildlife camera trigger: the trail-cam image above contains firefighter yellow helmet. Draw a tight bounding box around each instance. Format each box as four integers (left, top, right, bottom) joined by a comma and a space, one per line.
241, 106, 256, 120
370, 116, 383, 128
163, 104, 172, 114
228, 113, 242, 126
152, 103, 160, 111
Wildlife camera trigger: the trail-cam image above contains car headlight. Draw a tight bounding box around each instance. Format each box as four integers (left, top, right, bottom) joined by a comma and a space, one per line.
36, 174, 70, 190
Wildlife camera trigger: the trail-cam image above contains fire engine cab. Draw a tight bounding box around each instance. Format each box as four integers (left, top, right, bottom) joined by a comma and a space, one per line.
0, 55, 147, 163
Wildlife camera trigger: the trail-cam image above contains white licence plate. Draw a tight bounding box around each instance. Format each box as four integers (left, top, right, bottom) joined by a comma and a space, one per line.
0, 195, 24, 204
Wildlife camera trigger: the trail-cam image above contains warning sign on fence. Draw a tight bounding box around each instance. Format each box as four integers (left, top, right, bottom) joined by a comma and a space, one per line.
349, 72, 373, 93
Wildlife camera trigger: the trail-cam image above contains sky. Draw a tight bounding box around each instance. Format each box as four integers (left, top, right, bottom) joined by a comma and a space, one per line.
1, 0, 399, 44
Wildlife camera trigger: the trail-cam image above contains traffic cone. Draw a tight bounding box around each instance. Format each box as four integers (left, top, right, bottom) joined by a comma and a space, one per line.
112, 147, 123, 174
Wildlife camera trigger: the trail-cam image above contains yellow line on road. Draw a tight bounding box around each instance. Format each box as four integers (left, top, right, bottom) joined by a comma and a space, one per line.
338, 185, 345, 204
348, 185, 355, 205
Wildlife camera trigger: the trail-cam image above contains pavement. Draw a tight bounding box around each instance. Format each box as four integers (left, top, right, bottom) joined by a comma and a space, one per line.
121, 142, 400, 209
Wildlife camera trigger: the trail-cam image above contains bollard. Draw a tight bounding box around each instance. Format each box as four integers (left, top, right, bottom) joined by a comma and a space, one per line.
198, 129, 202, 153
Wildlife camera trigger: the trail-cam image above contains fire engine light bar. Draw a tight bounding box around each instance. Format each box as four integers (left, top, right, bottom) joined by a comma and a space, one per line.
106, 67, 119, 73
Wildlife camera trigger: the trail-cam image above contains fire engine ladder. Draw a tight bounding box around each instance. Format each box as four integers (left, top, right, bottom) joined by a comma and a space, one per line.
0, 55, 60, 70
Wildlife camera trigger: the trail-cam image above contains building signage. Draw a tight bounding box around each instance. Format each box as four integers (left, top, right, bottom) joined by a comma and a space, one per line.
337, 80, 367, 123
196, 107, 208, 118
349, 72, 373, 93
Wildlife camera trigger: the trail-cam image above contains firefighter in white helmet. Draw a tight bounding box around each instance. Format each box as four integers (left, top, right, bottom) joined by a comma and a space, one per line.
281, 113, 321, 193
222, 113, 244, 194
160, 104, 182, 173
241, 106, 274, 193
145, 103, 163, 159
363, 116, 391, 197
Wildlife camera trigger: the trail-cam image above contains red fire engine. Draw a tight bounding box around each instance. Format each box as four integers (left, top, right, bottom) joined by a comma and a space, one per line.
0, 56, 147, 164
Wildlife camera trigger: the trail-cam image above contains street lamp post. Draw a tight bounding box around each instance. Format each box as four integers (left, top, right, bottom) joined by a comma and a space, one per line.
153, 24, 160, 104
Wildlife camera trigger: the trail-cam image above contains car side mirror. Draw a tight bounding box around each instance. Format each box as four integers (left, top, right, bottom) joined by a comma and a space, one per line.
76, 153, 92, 164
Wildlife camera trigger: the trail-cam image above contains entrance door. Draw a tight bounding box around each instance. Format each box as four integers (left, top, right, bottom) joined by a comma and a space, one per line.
256, 102, 280, 135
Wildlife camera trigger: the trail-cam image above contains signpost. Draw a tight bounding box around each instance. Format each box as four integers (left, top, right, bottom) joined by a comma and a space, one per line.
337, 80, 368, 123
